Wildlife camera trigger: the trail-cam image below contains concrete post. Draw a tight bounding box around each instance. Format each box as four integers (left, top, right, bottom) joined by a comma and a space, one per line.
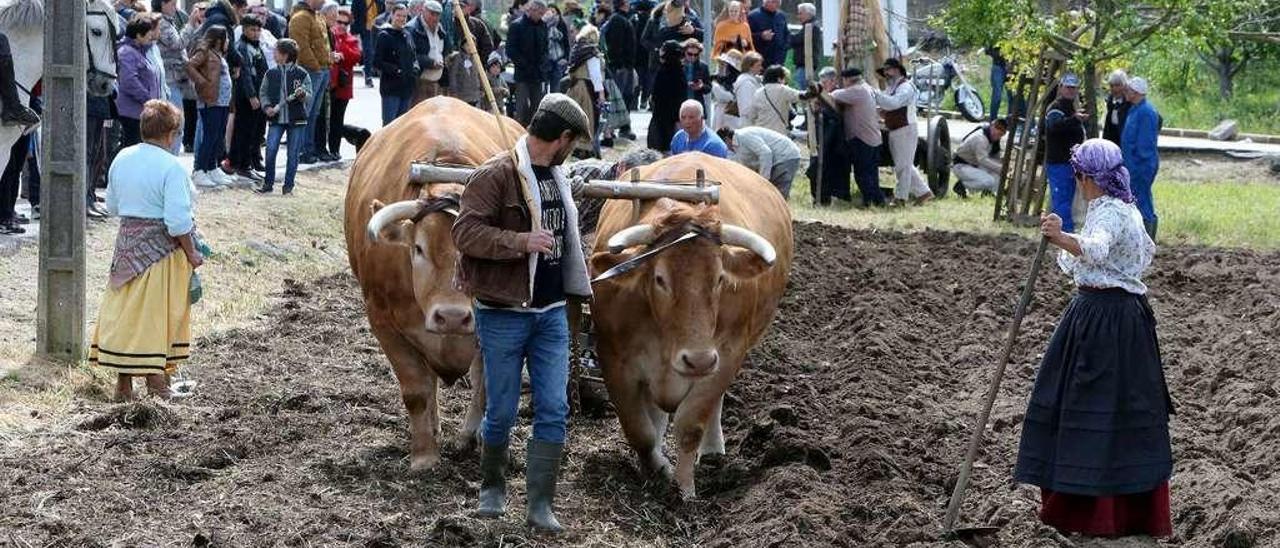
38, 0, 88, 361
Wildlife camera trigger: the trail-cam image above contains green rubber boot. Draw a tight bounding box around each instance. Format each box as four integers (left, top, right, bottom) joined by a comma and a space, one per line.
525, 439, 565, 533
476, 442, 508, 518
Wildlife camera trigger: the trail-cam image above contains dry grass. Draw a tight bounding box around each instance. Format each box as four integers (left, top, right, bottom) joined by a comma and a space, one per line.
0, 167, 352, 433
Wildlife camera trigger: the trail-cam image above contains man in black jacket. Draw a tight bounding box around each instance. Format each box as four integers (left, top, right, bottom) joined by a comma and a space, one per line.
229, 15, 270, 181
505, 0, 549, 125
787, 3, 821, 89
408, 0, 448, 105
1042, 74, 1088, 232
374, 3, 419, 124
603, 0, 635, 137
629, 0, 653, 109
454, 0, 495, 61
1102, 69, 1130, 146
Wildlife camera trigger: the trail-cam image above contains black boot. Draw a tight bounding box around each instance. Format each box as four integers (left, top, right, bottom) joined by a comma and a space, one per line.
525, 440, 564, 532
1144, 217, 1158, 241
952, 181, 969, 199
476, 442, 509, 518
0, 54, 39, 127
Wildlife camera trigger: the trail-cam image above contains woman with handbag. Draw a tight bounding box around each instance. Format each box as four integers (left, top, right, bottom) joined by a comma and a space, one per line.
749, 64, 814, 136
91, 100, 204, 401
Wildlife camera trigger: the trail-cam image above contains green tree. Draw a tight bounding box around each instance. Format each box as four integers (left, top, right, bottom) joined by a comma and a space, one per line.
936, 0, 1226, 133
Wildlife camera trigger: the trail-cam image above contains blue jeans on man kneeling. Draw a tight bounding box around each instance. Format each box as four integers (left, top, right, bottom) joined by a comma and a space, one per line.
476, 306, 571, 446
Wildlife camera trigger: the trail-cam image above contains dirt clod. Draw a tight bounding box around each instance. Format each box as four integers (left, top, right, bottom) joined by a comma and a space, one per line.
76, 402, 177, 431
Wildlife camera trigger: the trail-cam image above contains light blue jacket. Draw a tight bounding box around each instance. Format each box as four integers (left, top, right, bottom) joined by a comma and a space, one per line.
105, 143, 195, 237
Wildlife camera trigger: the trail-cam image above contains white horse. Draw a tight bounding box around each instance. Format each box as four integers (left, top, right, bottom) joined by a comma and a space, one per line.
0, 0, 117, 184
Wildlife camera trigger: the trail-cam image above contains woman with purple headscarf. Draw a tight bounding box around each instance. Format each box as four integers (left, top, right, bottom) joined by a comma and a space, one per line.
1013, 138, 1172, 538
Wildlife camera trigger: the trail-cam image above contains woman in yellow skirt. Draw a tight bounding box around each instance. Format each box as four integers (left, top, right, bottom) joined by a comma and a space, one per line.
89, 100, 204, 401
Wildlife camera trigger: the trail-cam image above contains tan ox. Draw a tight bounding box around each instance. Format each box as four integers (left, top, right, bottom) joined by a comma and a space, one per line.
589, 153, 794, 498
344, 97, 525, 470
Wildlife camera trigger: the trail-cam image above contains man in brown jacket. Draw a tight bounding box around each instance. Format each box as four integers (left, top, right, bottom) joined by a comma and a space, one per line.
289, 0, 333, 162
451, 93, 592, 533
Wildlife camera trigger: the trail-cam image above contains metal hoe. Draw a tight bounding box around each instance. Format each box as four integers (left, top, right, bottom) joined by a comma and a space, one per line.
942, 236, 1050, 537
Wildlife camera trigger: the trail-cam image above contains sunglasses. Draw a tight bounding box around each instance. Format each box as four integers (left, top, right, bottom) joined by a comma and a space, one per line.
337, 20, 350, 24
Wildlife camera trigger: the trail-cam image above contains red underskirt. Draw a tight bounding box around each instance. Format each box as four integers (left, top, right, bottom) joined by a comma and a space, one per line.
1039, 482, 1172, 538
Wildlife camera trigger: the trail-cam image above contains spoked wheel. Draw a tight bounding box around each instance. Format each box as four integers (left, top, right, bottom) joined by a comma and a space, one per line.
955, 85, 986, 122
925, 115, 952, 197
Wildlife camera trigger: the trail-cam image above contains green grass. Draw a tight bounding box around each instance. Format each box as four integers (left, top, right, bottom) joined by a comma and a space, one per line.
786, 172, 1280, 250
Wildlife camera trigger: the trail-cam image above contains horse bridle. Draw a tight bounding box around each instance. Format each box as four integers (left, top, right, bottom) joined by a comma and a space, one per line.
591, 223, 722, 284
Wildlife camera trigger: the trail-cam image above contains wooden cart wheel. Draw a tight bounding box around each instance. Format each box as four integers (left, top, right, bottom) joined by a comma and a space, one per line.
926, 115, 952, 197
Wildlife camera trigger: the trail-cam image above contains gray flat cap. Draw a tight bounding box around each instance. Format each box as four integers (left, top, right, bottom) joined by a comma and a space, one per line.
537, 93, 592, 140
423, 0, 442, 12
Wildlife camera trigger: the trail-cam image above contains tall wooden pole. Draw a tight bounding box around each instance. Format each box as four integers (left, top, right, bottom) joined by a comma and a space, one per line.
39, 0, 89, 360
804, 23, 819, 205
452, 0, 509, 143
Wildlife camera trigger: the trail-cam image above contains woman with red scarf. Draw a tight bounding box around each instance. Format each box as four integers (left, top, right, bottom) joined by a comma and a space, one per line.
326, 7, 362, 158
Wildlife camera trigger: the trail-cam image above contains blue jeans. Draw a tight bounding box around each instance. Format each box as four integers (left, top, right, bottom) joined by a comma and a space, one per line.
381, 92, 412, 125
264, 123, 304, 191
195, 106, 229, 171
1130, 167, 1159, 225
476, 306, 571, 446
848, 137, 886, 206
990, 63, 1008, 121
794, 69, 808, 90
1046, 162, 1076, 232
301, 69, 329, 156
166, 83, 185, 154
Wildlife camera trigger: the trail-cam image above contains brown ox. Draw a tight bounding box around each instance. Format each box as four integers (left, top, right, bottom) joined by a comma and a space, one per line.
589, 153, 794, 498
344, 97, 525, 470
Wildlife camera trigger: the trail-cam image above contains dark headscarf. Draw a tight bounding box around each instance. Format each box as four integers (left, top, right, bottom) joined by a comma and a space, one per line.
1070, 138, 1134, 203
568, 39, 600, 71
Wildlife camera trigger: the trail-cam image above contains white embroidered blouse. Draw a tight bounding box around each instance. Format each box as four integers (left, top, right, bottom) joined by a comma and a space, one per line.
1057, 196, 1155, 295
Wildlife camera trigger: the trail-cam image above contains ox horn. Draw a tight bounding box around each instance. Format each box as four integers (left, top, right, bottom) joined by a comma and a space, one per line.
607, 224, 657, 254
366, 199, 425, 243
720, 224, 777, 266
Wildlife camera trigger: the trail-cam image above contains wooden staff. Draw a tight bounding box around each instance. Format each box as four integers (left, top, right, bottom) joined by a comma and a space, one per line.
804, 22, 821, 206
942, 236, 1050, 534
452, 0, 509, 144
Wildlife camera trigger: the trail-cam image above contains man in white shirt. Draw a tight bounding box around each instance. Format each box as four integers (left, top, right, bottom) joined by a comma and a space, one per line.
716, 126, 801, 199
874, 58, 933, 206
952, 118, 1007, 197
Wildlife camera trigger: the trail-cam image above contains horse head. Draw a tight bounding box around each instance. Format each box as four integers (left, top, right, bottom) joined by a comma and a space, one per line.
84, 0, 118, 96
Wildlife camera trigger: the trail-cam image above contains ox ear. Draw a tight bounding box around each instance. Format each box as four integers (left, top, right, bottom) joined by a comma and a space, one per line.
721, 247, 773, 283
369, 200, 415, 247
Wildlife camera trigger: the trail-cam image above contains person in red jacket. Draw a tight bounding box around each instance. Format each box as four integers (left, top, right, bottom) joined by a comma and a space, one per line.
326, 7, 363, 158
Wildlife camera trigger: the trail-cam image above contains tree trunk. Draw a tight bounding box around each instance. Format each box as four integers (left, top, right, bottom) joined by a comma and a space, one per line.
1215, 47, 1236, 100
1083, 62, 1100, 138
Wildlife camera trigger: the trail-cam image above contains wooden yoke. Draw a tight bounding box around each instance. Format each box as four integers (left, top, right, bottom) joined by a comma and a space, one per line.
409, 162, 721, 204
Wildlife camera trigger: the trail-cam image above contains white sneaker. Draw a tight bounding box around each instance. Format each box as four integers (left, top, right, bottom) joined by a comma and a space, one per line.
210, 168, 238, 187
192, 170, 218, 188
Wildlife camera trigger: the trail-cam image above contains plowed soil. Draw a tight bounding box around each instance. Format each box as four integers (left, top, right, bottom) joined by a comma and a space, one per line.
3, 222, 1278, 547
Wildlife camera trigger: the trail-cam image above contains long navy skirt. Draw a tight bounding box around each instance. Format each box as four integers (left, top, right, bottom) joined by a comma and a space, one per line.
1014, 287, 1173, 497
